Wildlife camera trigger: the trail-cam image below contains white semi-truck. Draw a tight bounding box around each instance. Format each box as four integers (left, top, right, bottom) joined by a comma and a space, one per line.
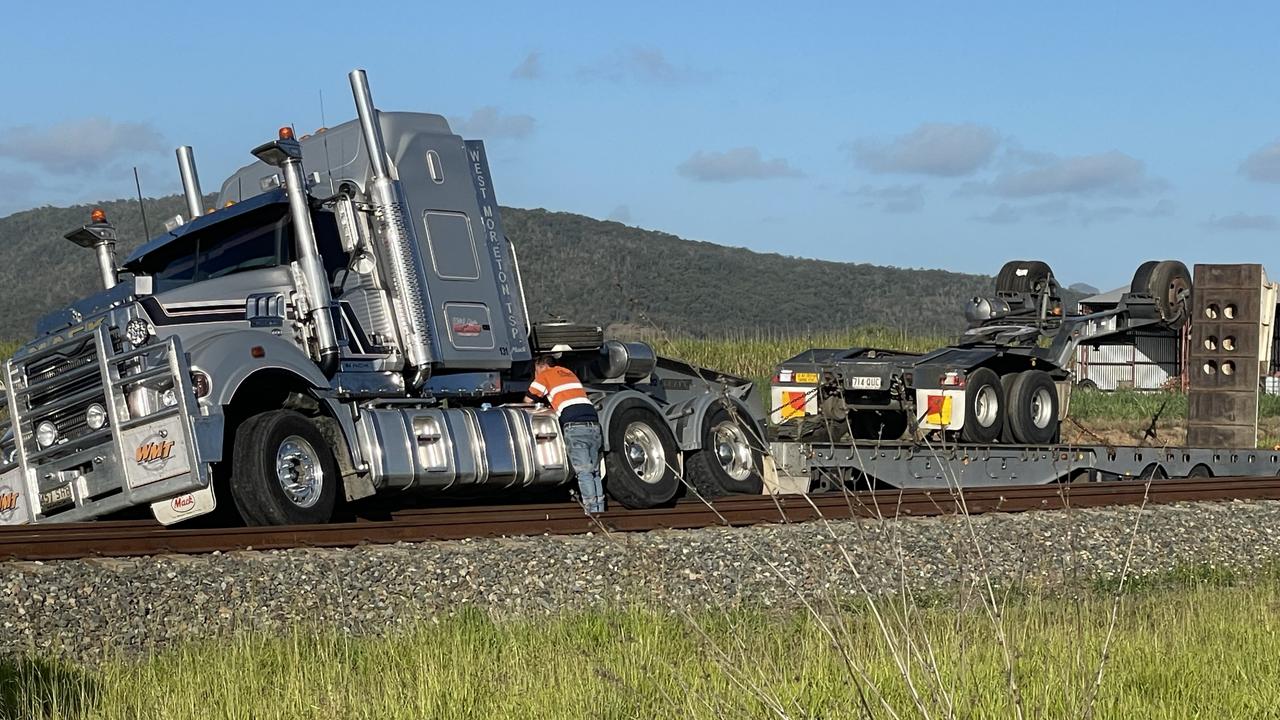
0, 70, 768, 526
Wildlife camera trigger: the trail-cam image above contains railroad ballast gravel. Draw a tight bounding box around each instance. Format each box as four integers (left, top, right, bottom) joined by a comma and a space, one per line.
3, 499, 1280, 661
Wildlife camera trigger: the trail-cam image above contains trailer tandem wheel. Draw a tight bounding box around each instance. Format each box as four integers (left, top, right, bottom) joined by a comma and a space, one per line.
961, 368, 1005, 443
1006, 370, 1060, 445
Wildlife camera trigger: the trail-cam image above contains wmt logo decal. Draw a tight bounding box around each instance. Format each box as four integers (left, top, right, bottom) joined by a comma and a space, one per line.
136, 437, 176, 469
0, 486, 19, 520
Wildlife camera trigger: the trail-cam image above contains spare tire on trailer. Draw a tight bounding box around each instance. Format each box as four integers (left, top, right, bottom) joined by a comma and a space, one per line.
996, 260, 1055, 293
603, 402, 681, 508
685, 403, 766, 497
1005, 370, 1060, 445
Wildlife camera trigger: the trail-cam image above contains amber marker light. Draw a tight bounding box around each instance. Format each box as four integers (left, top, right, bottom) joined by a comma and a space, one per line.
90, 208, 107, 224
278, 126, 294, 140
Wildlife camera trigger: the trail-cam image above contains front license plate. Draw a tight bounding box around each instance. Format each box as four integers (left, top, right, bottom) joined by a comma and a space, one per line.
39, 484, 72, 511
848, 376, 883, 390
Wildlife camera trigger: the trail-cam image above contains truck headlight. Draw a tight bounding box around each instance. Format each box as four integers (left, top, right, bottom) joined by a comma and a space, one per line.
86, 403, 107, 430
35, 421, 58, 448
125, 318, 151, 346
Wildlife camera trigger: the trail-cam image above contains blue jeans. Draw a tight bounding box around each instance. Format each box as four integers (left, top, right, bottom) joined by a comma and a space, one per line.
563, 422, 604, 513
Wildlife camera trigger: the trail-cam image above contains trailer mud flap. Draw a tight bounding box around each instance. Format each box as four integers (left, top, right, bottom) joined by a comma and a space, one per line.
915, 389, 965, 431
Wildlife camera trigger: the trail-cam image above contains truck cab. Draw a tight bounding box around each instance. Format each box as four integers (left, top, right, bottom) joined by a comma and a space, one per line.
0, 70, 767, 527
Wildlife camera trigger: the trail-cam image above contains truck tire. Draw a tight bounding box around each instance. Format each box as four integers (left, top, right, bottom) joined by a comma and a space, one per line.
685, 403, 765, 497
1148, 260, 1192, 323
603, 404, 681, 508
230, 410, 338, 525
997, 260, 1053, 293
999, 373, 1018, 443
1006, 370, 1059, 445
961, 368, 1004, 444
1130, 260, 1160, 294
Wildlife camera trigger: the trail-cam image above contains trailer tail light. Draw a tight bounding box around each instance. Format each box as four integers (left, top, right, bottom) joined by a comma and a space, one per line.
941, 371, 965, 388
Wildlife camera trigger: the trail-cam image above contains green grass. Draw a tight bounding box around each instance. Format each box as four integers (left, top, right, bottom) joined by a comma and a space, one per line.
643, 327, 951, 385
5, 575, 1280, 719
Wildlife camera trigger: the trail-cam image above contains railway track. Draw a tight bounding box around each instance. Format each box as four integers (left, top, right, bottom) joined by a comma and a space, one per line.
2, 476, 1279, 561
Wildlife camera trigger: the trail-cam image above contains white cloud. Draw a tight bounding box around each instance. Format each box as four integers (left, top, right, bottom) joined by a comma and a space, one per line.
1240, 141, 1280, 183
849, 123, 1001, 177
580, 48, 703, 85
0, 117, 165, 174
1205, 212, 1279, 231
975, 150, 1162, 198
677, 147, 803, 182
850, 184, 924, 214
449, 107, 535, 139
511, 52, 542, 80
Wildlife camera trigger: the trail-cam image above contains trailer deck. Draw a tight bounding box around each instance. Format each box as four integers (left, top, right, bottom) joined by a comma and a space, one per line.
769, 439, 1280, 490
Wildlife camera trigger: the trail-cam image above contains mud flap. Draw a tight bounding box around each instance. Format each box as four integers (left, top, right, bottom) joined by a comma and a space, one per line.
151, 485, 216, 525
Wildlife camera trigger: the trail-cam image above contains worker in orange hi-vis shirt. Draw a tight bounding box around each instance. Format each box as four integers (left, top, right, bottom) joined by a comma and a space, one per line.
524, 354, 605, 514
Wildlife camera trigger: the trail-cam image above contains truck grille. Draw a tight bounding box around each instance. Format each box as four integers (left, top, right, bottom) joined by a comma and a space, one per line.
11, 331, 111, 457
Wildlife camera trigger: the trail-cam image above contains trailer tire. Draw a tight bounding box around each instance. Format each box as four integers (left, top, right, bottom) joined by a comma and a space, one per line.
603, 404, 681, 508
1006, 370, 1059, 445
1148, 260, 1192, 323
1129, 260, 1161, 294
230, 410, 338, 526
999, 373, 1018, 443
961, 368, 1005, 443
997, 260, 1054, 293
685, 404, 765, 497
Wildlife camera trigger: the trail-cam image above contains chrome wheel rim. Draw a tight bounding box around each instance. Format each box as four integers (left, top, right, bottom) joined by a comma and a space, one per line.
712, 420, 754, 482
623, 422, 666, 485
973, 385, 999, 427
275, 435, 324, 508
1030, 387, 1054, 429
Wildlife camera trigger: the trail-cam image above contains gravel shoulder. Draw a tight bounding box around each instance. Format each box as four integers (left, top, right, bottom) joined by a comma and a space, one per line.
3, 498, 1279, 662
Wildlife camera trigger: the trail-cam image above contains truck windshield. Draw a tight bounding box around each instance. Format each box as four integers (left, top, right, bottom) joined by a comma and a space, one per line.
144, 210, 346, 293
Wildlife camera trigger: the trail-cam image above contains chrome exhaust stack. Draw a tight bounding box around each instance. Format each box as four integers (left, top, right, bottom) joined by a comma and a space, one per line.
64, 209, 118, 290
175, 146, 205, 220
251, 128, 340, 377
348, 68, 434, 383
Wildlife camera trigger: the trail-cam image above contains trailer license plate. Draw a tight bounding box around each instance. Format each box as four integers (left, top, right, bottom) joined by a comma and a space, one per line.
39, 484, 72, 511
848, 376, 882, 390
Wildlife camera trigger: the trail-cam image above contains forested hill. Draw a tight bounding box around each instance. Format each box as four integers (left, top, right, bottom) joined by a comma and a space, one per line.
0, 196, 1001, 341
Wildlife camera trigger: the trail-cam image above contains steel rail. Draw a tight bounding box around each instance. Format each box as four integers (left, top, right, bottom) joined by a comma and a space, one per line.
1, 476, 1279, 561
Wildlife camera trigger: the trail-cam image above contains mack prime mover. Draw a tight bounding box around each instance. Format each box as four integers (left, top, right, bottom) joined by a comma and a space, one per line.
0, 70, 769, 526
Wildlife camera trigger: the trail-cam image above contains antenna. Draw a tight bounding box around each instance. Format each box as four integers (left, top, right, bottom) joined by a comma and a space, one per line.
133, 166, 151, 239
319, 88, 334, 192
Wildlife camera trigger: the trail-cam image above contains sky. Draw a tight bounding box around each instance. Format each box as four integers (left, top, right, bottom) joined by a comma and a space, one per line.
2, 1, 1279, 290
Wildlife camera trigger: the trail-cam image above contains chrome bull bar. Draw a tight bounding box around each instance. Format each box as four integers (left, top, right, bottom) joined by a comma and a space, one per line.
0, 325, 209, 524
